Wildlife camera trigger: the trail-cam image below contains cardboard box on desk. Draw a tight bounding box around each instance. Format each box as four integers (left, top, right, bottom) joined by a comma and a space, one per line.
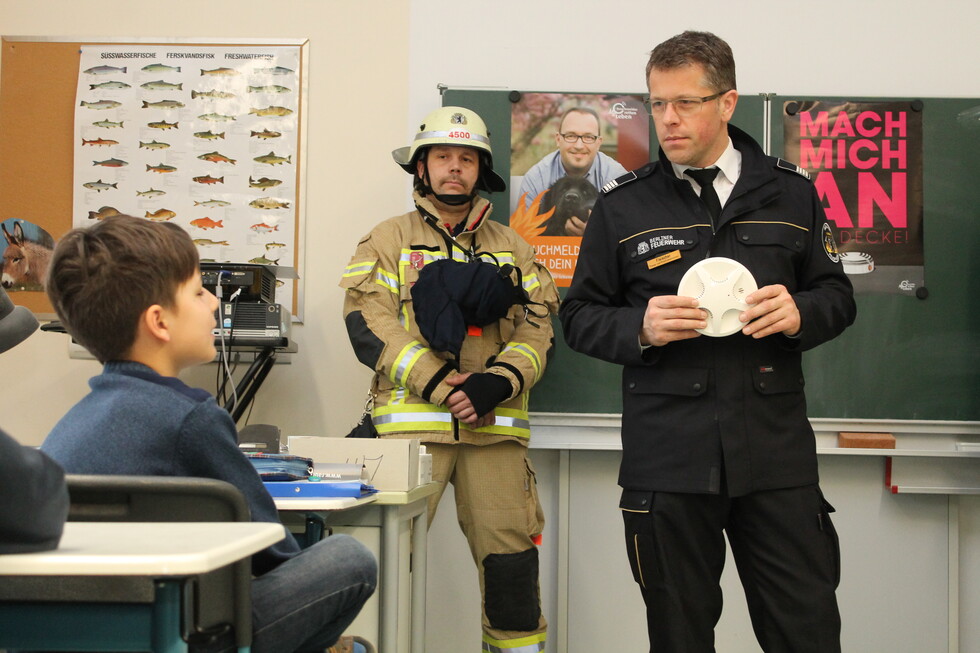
287, 436, 421, 491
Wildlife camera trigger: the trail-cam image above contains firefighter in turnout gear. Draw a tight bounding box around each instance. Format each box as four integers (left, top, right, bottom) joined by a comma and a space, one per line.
340, 106, 558, 652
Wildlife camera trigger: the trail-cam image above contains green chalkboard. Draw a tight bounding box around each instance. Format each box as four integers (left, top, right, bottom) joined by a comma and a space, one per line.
442, 89, 979, 421
773, 96, 980, 421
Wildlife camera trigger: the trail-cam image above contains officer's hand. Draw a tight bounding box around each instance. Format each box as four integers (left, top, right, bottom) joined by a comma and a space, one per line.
740, 284, 801, 338
640, 295, 706, 347
564, 213, 588, 237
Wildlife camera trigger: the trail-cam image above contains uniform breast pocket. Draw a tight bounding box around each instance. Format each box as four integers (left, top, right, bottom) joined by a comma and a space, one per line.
732, 221, 806, 286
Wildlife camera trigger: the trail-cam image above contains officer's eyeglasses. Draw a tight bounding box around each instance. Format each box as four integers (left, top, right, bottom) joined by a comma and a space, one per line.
644, 90, 731, 118
559, 133, 598, 144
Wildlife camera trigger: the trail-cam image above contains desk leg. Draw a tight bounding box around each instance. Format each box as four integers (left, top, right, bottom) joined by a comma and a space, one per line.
380, 504, 399, 653
152, 581, 189, 653
410, 508, 427, 653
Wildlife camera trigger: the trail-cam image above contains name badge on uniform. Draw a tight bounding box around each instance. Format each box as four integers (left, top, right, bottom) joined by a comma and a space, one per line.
647, 250, 681, 270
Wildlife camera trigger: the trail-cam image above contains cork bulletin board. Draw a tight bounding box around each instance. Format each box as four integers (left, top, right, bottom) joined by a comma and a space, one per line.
0, 36, 308, 318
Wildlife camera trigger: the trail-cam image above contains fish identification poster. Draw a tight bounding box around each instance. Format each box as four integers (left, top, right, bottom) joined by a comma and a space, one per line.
72, 44, 302, 313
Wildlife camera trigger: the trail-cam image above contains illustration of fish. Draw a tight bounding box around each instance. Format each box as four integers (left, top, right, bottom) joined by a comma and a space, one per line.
84, 65, 127, 75
83, 179, 118, 192
193, 238, 230, 246
93, 158, 128, 167
148, 120, 179, 130
145, 209, 176, 221
190, 217, 224, 230
87, 206, 120, 221
248, 106, 293, 117
250, 129, 281, 140
146, 163, 177, 173
80, 100, 122, 110
139, 140, 171, 150
194, 199, 231, 208
197, 151, 237, 164
249, 197, 290, 210
141, 99, 185, 109
193, 130, 225, 140
92, 119, 124, 128
137, 188, 166, 197
249, 255, 280, 265
254, 66, 293, 75
249, 223, 279, 234
193, 175, 224, 185
191, 89, 237, 100
89, 80, 131, 90
265, 241, 286, 250
247, 85, 291, 94
249, 176, 282, 188
253, 152, 291, 165
140, 80, 183, 91
141, 63, 181, 73
200, 67, 238, 76
82, 138, 119, 147
198, 113, 236, 122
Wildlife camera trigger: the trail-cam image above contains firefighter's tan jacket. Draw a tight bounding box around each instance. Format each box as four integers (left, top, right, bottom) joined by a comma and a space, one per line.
340, 193, 559, 446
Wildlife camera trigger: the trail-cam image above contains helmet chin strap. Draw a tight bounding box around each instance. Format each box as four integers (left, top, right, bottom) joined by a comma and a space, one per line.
434, 192, 473, 206
420, 162, 476, 207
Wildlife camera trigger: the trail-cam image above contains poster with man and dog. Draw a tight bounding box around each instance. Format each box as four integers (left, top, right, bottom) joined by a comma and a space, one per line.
509, 92, 649, 286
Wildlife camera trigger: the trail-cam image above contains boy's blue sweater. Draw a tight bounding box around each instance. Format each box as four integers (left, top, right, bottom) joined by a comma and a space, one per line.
42, 360, 299, 575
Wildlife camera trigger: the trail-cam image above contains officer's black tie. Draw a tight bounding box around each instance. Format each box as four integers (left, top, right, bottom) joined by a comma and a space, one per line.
685, 167, 722, 225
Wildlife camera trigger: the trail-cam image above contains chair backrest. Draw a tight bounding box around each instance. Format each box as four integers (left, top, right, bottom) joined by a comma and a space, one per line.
67, 474, 250, 523
66, 474, 254, 649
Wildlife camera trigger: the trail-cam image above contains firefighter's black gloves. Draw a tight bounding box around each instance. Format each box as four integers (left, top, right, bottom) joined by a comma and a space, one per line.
456, 372, 512, 419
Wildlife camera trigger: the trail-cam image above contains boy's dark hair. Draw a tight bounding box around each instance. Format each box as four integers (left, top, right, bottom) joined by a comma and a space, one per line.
646, 30, 737, 94
46, 215, 200, 363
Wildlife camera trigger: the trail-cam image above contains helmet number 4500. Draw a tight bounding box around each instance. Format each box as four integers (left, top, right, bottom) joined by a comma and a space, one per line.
448, 131, 471, 139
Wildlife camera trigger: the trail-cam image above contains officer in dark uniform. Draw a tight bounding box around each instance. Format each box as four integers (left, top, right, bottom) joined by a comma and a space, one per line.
560, 31, 855, 653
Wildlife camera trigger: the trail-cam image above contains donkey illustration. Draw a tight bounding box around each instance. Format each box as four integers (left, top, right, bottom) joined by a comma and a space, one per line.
2, 221, 54, 290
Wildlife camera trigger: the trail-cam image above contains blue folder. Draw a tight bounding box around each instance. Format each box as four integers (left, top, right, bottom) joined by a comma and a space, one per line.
263, 480, 377, 498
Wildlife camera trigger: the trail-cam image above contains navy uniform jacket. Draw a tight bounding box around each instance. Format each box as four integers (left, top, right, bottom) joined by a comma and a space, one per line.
560, 125, 856, 497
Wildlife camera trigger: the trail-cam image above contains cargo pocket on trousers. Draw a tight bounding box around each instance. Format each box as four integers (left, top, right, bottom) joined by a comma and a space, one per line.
621, 489, 657, 590
524, 456, 544, 537
818, 492, 841, 589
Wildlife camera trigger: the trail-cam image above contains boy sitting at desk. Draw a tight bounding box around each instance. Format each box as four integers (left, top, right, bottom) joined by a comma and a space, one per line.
41, 215, 376, 653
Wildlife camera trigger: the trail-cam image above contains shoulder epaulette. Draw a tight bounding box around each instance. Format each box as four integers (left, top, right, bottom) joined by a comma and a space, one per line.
773, 157, 811, 181
601, 163, 655, 195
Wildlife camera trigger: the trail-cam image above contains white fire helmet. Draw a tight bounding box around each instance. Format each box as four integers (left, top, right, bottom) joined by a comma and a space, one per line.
392, 106, 506, 193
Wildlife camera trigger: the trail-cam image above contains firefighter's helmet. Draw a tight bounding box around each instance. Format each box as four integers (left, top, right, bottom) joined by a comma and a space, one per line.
392, 106, 506, 193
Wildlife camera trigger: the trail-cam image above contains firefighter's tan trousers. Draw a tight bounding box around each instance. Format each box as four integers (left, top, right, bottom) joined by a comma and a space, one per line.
425, 440, 548, 649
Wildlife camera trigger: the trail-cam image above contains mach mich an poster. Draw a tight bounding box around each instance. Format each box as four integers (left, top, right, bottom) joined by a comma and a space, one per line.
783, 100, 924, 295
